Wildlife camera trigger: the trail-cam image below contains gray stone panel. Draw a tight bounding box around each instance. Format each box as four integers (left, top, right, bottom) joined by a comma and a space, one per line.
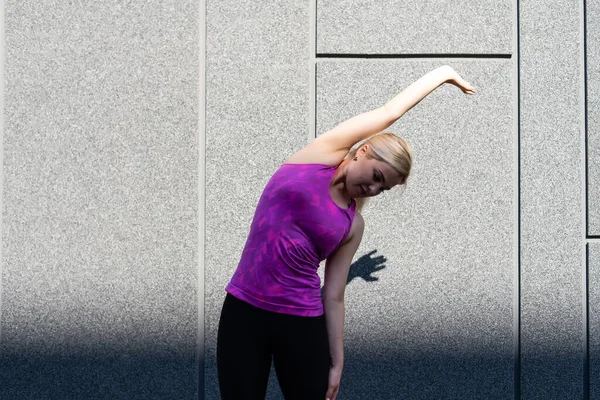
589, 0, 600, 235
520, 0, 584, 398
317, 0, 512, 55
1, 2, 198, 399
204, 1, 309, 398
591, 244, 600, 399
317, 60, 514, 398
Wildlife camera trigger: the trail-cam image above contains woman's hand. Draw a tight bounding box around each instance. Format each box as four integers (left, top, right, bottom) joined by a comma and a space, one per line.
443, 66, 475, 95
325, 365, 342, 400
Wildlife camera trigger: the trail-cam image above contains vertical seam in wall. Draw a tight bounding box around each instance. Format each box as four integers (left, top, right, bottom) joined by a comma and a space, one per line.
199, 0, 206, 398
309, 0, 316, 141
514, 0, 521, 398
583, 0, 590, 398
0, 0, 5, 349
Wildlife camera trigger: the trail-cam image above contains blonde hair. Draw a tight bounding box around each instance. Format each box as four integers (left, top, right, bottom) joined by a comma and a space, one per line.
346, 132, 413, 213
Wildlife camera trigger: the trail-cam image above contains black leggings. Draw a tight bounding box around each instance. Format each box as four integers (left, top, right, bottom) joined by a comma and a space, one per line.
217, 293, 331, 399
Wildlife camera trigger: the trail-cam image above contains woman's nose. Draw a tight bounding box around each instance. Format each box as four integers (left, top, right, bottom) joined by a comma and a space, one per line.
368, 184, 380, 195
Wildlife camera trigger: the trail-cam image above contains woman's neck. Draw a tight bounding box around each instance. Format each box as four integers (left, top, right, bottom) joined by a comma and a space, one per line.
331, 158, 352, 204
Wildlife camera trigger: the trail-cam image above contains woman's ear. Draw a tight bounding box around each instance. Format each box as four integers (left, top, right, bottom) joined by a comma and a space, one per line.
358, 144, 369, 156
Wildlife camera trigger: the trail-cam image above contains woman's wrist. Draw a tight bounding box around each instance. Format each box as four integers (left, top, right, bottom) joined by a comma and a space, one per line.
330, 359, 344, 370
435, 65, 457, 82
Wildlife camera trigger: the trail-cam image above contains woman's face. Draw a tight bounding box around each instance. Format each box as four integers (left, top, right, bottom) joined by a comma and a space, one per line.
346, 145, 404, 199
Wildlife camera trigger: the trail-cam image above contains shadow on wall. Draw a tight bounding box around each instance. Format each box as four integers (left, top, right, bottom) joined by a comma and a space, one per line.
0, 353, 197, 399
204, 346, 516, 400
1, 250, 518, 400
321, 249, 387, 298
0, 251, 386, 400
1, 345, 517, 400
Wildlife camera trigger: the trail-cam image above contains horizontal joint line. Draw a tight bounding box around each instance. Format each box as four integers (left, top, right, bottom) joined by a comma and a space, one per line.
316, 53, 512, 59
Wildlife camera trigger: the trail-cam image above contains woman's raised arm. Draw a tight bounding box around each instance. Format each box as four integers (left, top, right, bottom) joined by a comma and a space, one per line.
293, 66, 474, 163
382, 65, 474, 122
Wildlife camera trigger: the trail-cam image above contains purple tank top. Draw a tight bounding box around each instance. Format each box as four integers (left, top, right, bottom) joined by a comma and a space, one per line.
225, 163, 356, 316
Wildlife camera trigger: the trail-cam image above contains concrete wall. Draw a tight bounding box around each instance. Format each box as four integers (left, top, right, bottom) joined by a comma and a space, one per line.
1, 2, 199, 399
0, 0, 596, 399
520, 1, 584, 398
589, 0, 600, 399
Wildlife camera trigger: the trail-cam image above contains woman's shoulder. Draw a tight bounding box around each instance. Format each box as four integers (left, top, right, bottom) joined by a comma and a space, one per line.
271, 161, 335, 179
275, 162, 336, 176
279, 162, 334, 169
284, 145, 348, 166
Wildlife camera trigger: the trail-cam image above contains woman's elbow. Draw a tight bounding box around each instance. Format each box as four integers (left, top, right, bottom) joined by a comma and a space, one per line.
322, 289, 345, 304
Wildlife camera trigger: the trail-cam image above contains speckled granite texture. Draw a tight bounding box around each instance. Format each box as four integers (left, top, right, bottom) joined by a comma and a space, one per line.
591, 244, 600, 400
317, 60, 514, 398
589, 0, 600, 236
520, 1, 584, 398
591, 2, 600, 398
1, 2, 199, 399
317, 0, 512, 55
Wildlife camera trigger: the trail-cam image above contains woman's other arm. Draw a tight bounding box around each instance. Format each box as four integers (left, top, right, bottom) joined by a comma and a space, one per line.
322, 213, 364, 400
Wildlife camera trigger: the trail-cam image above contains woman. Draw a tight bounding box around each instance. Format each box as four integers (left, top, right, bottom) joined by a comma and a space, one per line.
217, 65, 475, 400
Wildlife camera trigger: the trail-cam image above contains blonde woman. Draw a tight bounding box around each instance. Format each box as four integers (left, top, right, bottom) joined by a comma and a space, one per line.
217, 65, 474, 400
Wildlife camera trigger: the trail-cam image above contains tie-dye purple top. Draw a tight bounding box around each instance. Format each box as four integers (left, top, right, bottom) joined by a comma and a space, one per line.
225, 163, 356, 316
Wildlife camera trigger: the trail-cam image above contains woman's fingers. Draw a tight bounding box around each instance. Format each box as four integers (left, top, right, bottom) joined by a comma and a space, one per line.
447, 70, 475, 95
457, 84, 475, 95
326, 384, 339, 400
456, 77, 475, 93
326, 366, 342, 400
462, 81, 475, 94
326, 383, 334, 399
